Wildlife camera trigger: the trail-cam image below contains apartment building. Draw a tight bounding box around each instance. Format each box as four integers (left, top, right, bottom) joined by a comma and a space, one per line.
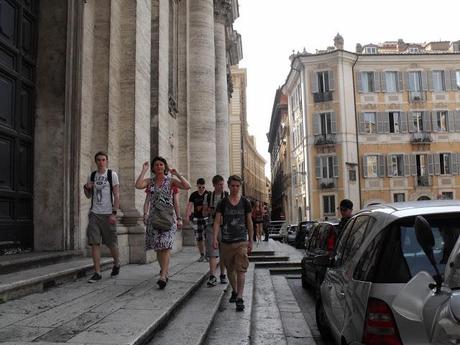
282, 35, 460, 221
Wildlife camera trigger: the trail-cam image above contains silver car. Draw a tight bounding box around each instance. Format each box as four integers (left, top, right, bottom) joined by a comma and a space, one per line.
316, 200, 460, 345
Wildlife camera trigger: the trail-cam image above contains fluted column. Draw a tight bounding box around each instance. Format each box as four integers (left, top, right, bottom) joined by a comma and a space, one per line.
188, 0, 216, 185
214, 0, 230, 179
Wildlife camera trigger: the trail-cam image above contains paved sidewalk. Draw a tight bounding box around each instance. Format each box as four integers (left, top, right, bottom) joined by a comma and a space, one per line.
0, 247, 208, 345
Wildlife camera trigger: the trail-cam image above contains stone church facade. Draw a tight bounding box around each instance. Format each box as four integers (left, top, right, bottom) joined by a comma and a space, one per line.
0, 0, 242, 263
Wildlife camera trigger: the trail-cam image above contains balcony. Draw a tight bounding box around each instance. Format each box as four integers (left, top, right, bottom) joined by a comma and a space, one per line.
313, 91, 333, 103
416, 175, 432, 187
314, 134, 336, 146
410, 132, 432, 144
408, 91, 426, 103
318, 178, 337, 189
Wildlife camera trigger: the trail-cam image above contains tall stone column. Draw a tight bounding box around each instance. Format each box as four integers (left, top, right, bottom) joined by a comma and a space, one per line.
188, 0, 216, 186
214, 0, 230, 178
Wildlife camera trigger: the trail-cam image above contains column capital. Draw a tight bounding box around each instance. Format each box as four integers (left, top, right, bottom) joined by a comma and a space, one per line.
214, 0, 233, 25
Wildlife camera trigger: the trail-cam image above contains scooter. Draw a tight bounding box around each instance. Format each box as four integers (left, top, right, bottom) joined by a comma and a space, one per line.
392, 216, 460, 344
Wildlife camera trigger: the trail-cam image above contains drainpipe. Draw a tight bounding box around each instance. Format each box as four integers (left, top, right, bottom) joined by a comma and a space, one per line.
351, 55, 362, 208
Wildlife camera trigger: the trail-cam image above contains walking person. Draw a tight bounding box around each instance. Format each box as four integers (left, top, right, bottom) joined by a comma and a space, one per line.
185, 178, 209, 262
203, 175, 228, 287
262, 205, 270, 242
135, 157, 190, 289
212, 175, 253, 311
83, 151, 121, 283
338, 199, 353, 233
252, 200, 264, 243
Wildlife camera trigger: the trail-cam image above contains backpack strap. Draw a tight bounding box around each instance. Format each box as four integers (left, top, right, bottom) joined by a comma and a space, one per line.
90, 171, 96, 209
107, 169, 113, 206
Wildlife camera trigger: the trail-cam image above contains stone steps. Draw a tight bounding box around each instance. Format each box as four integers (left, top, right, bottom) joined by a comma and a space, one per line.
254, 261, 301, 269
248, 255, 290, 262
269, 267, 303, 275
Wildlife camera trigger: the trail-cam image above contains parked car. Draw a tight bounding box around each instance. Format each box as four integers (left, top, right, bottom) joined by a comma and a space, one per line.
315, 200, 460, 345
301, 221, 339, 294
294, 221, 316, 249
285, 224, 299, 244
268, 220, 285, 240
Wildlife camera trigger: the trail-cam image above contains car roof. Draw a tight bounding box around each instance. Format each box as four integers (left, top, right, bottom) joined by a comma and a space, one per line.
317, 220, 339, 226
359, 200, 460, 218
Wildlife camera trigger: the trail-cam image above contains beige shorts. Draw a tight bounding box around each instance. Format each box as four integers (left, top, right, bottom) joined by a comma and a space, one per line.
220, 241, 249, 273
87, 213, 118, 247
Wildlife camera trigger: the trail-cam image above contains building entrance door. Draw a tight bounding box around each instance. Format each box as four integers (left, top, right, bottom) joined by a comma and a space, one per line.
0, 0, 37, 249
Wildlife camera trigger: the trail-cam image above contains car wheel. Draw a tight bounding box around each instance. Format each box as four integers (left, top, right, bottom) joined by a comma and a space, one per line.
315, 299, 332, 341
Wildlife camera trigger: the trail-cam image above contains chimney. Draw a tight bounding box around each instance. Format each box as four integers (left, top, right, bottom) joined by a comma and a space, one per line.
356, 43, 363, 53
334, 33, 344, 50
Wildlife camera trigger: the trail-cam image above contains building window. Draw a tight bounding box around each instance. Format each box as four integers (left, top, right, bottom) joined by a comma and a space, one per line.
323, 195, 336, 216
436, 111, 448, 131
365, 46, 377, 54
408, 47, 419, 53
349, 169, 356, 181
441, 191, 454, 200
389, 112, 400, 133
440, 153, 451, 175
408, 71, 422, 92
365, 155, 378, 178
317, 71, 330, 93
393, 193, 405, 202
389, 154, 404, 176
318, 156, 336, 178
320, 112, 333, 134
412, 112, 424, 132
361, 72, 375, 93
432, 71, 445, 92
385, 71, 398, 92
456, 71, 460, 89
364, 112, 377, 133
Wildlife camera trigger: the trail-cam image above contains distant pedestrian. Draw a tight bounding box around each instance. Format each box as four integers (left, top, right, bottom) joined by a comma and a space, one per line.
338, 199, 353, 232
185, 178, 209, 262
252, 201, 264, 243
83, 151, 121, 283
212, 175, 253, 312
135, 157, 190, 289
262, 205, 270, 241
203, 175, 229, 287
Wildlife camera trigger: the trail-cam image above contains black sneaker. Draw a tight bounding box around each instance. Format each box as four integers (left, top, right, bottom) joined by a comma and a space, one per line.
111, 265, 120, 277
220, 274, 228, 284
229, 291, 238, 303
207, 275, 218, 287
88, 272, 102, 283
235, 298, 245, 312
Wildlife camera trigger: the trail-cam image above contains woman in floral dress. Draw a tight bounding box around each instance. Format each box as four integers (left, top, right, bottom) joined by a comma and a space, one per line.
135, 157, 190, 288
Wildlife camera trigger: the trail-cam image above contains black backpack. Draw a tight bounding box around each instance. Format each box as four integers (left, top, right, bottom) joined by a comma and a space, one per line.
90, 169, 113, 208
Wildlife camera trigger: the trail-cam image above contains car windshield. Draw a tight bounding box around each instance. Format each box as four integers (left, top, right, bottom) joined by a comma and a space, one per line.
373, 213, 460, 284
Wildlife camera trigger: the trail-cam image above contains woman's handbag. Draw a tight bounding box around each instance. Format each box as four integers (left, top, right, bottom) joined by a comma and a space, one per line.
151, 202, 175, 232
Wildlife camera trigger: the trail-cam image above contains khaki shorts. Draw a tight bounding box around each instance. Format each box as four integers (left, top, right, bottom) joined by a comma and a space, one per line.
220, 241, 249, 273
87, 213, 118, 247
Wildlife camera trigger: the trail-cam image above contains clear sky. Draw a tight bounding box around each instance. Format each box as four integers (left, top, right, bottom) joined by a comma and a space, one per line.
233, 0, 459, 178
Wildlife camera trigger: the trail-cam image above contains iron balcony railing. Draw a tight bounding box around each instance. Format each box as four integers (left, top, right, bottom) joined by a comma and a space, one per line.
410, 132, 432, 144
313, 91, 333, 103
314, 133, 336, 145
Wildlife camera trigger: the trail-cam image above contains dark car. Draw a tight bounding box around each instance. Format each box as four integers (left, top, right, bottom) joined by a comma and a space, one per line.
301, 221, 339, 295
294, 221, 317, 249
286, 224, 298, 244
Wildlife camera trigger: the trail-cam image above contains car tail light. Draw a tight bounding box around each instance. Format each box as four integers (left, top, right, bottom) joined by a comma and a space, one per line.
362, 298, 402, 345
326, 230, 336, 252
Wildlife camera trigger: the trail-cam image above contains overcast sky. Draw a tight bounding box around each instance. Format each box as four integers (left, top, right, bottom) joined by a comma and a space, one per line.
233, 0, 459, 178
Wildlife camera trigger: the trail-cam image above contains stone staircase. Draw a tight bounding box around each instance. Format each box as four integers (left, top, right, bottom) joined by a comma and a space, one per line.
0, 241, 319, 345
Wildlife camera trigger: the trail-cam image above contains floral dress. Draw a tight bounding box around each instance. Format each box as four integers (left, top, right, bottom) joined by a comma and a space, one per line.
145, 174, 177, 251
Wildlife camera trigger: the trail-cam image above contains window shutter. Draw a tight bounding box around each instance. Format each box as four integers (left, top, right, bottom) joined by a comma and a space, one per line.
445, 70, 452, 91
311, 71, 319, 93
313, 113, 321, 135
427, 71, 433, 91
452, 153, 459, 175
403, 71, 409, 91
333, 156, 339, 178
359, 112, 365, 134
362, 156, 368, 178
328, 70, 335, 91
432, 111, 439, 132
422, 71, 428, 91
315, 157, 321, 178
448, 111, 455, 132
378, 155, 385, 177
434, 154, 441, 175
410, 154, 417, 176
387, 155, 393, 176
330, 112, 337, 134
408, 112, 416, 133
381, 72, 387, 92
428, 154, 434, 175
383, 112, 390, 133
455, 110, 460, 132
404, 154, 411, 176
356, 72, 363, 93
377, 112, 384, 133
400, 111, 408, 133
451, 70, 458, 90
398, 72, 404, 92
423, 111, 432, 132
373, 72, 380, 92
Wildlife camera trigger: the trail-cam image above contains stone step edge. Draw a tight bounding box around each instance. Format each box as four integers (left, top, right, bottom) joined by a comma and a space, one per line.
248, 250, 275, 256
254, 261, 301, 268
0, 258, 114, 303
248, 256, 290, 262
134, 266, 209, 345
269, 267, 303, 275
